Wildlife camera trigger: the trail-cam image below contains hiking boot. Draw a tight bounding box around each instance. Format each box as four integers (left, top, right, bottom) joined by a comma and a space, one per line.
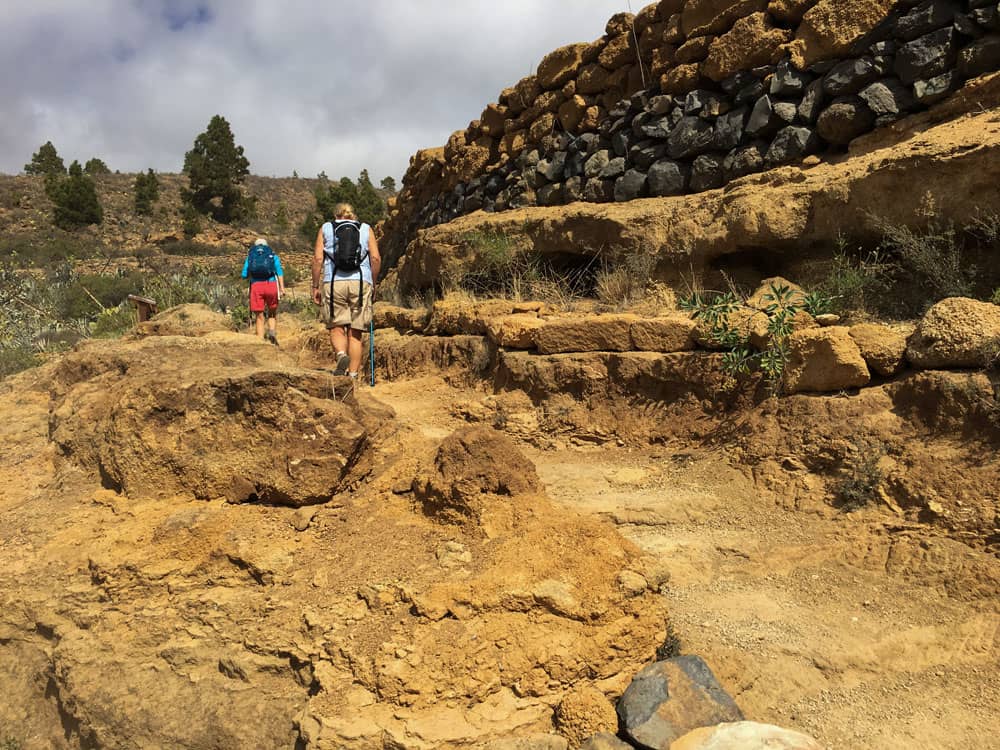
332, 352, 350, 376
265, 331, 278, 346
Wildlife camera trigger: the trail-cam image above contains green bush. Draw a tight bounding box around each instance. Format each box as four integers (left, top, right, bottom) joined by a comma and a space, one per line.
161, 239, 231, 257
134, 168, 160, 215
0, 345, 40, 379
182, 114, 252, 224
84, 158, 111, 175
48, 161, 103, 230
91, 302, 136, 338
181, 205, 202, 238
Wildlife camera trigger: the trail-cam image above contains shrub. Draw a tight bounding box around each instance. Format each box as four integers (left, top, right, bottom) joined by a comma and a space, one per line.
91, 302, 136, 338
874, 217, 976, 306
181, 205, 202, 238
680, 281, 820, 390
595, 253, 656, 309
817, 239, 893, 317
835, 439, 885, 512
0, 345, 40, 379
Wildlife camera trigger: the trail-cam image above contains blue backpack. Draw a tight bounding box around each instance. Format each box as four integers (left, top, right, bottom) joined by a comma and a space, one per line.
247, 243, 276, 281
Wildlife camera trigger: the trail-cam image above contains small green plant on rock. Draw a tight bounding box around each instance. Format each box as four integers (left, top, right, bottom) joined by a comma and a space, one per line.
680, 281, 822, 390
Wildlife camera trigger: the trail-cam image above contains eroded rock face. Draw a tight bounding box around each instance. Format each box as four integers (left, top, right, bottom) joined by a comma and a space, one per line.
1, 328, 670, 750
49, 335, 387, 507
849, 322, 909, 376
906, 296, 1000, 368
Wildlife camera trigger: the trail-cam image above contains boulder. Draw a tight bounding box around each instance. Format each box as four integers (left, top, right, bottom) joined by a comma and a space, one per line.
958, 35, 1000, 78
538, 43, 590, 90
411, 426, 543, 528
767, 0, 814, 24
896, 0, 964, 42
859, 79, 916, 115
690, 154, 725, 192
554, 686, 618, 749
702, 13, 793, 82
648, 159, 691, 196
906, 297, 1000, 368
849, 322, 909, 376
787, 0, 897, 69
822, 57, 880, 96
486, 314, 546, 349
535, 315, 640, 354
617, 656, 744, 749
784, 326, 871, 393
765, 126, 819, 165
681, 0, 768, 37
578, 64, 613, 95
671, 721, 823, 750
816, 97, 875, 145
599, 34, 636, 71
895, 27, 958, 84
615, 170, 648, 201
630, 316, 698, 352
668, 116, 716, 159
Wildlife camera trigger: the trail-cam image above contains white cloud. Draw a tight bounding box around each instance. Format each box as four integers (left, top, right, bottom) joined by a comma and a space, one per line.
1, 0, 635, 181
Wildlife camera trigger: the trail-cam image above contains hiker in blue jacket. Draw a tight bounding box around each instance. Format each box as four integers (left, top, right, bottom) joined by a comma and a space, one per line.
242, 238, 285, 345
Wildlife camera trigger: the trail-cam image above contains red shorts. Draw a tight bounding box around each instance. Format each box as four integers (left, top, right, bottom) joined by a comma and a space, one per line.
249, 281, 278, 312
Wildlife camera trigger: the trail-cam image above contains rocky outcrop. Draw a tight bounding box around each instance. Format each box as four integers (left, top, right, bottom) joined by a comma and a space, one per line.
389, 98, 1000, 293
906, 296, 1000, 368
1, 326, 671, 750
49, 333, 388, 507
382, 0, 1000, 270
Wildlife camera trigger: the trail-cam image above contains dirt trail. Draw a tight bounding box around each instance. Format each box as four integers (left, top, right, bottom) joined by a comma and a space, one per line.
372, 375, 1000, 750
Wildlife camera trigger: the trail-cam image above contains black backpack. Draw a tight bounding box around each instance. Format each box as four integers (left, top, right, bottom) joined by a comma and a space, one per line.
326, 220, 366, 274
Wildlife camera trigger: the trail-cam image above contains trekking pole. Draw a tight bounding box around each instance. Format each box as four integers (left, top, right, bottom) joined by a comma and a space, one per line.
369, 317, 375, 386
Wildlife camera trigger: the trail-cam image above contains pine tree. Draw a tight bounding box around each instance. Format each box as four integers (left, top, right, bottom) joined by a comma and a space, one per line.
49, 160, 103, 230
134, 168, 160, 215
181, 115, 253, 223
24, 141, 66, 177
379, 176, 397, 193
84, 158, 111, 175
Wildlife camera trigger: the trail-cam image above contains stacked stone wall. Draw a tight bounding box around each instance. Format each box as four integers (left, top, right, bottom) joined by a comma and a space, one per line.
382, 0, 1000, 269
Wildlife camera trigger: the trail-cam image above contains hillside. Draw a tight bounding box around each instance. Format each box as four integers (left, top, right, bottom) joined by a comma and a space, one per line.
3, 0, 1000, 749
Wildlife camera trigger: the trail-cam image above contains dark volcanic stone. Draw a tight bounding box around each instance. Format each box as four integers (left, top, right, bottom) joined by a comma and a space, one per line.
690, 154, 725, 192
913, 70, 962, 103
647, 159, 690, 196
614, 169, 648, 201
630, 140, 669, 169
599, 156, 627, 179
817, 97, 877, 145
958, 34, 1000, 77
617, 656, 744, 750
895, 27, 959, 84
823, 57, 881, 96
667, 116, 716, 159
859, 79, 917, 115
537, 182, 564, 206
746, 95, 795, 138
896, 0, 964, 42
765, 126, 820, 165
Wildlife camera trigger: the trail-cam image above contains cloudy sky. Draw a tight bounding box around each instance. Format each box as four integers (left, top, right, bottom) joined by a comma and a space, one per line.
2, 0, 634, 184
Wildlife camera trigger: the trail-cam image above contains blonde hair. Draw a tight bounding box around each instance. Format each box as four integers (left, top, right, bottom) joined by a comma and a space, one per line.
334, 203, 356, 219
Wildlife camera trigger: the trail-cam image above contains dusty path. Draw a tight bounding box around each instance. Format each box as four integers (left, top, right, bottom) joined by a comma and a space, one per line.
372, 375, 1000, 750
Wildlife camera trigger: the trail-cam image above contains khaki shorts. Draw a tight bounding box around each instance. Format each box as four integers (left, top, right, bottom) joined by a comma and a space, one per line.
321, 280, 373, 330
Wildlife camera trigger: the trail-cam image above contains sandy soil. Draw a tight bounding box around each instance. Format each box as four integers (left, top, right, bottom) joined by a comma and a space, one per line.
373, 375, 1000, 750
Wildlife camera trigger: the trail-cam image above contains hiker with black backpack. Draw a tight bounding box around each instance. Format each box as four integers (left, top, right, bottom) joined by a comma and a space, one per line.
312, 203, 381, 379
242, 237, 285, 345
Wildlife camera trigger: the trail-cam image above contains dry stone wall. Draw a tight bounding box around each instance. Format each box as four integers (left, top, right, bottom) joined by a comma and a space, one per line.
382, 0, 1000, 267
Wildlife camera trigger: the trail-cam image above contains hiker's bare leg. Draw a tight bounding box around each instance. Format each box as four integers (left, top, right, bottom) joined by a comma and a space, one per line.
331, 325, 348, 355
267, 312, 277, 336
348, 328, 363, 373
254, 311, 265, 337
